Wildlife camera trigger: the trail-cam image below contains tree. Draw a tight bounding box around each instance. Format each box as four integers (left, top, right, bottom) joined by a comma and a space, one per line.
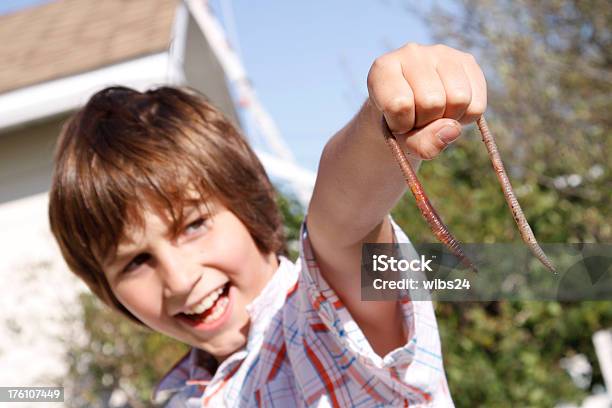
390, 1, 611, 405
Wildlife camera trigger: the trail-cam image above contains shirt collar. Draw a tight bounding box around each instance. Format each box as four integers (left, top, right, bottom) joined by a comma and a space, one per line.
245, 256, 295, 337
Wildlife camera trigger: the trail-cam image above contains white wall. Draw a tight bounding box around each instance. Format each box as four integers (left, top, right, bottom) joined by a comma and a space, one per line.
0, 117, 65, 204
0, 192, 88, 397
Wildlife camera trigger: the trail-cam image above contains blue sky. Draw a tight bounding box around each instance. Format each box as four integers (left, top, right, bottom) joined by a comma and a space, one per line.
209, 0, 432, 170
2, 0, 433, 171
0, 0, 54, 14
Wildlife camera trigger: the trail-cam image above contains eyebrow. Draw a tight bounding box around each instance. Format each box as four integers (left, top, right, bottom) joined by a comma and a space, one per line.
104, 203, 211, 271
104, 241, 140, 274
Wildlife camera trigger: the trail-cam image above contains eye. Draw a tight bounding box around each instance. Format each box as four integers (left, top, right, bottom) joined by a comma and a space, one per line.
184, 217, 209, 236
123, 253, 151, 274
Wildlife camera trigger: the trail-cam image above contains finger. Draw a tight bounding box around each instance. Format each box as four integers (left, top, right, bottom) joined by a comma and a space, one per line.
401, 118, 462, 160
436, 57, 472, 121
399, 44, 446, 128
367, 55, 416, 134
459, 53, 487, 124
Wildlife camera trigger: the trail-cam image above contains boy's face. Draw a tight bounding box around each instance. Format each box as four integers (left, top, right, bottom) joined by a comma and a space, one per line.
102, 199, 278, 362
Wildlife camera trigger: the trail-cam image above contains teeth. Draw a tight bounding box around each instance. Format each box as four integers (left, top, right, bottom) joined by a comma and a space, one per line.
203, 297, 229, 323
184, 286, 225, 315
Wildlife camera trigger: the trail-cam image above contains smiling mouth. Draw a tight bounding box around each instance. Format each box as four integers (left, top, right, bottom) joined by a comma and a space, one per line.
177, 282, 231, 323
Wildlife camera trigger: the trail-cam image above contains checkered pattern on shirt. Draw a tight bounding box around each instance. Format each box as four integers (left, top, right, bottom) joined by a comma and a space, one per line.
152, 218, 454, 407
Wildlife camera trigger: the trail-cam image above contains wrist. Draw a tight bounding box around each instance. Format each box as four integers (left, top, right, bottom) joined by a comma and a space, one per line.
359, 97, 382, 128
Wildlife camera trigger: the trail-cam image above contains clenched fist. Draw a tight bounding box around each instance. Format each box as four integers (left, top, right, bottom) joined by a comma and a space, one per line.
367, 43, 487, 160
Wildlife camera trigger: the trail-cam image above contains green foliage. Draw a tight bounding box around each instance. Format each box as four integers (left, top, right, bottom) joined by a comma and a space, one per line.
392, 141, 612, 405
60, 293, 189, 407
434, 301, 612, 407
276, 189, 304, 261
392, 0, 612, 406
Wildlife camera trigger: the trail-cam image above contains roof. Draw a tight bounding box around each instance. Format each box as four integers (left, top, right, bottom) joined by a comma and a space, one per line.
0, 0, 179, 94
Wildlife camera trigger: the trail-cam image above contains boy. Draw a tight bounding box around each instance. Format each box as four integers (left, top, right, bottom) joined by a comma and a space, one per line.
49, 43, 486, 406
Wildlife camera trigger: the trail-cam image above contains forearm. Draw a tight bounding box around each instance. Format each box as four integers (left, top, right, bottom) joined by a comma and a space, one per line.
308, 98, 421, 248
302, 43, 484, 356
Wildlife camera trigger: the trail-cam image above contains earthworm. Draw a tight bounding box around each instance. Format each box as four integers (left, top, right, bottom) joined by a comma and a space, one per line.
381, 116, 556, 273
381, 118, 478, 273
476, 116, 556, 272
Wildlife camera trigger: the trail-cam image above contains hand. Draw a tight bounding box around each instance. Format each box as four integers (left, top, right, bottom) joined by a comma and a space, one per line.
367, 43, 487, 160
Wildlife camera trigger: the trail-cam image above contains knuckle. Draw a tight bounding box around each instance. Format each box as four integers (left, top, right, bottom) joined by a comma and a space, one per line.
432, 43, 450, 53
466, 100, 487, 117
384, 96, 414, 116
417, 93, 446, 111
367, 65, 383, 90
401, 42, 420, 54
366, 70, 375, 91
368, 57, 390, 89
419, 147, 438, 161
370, 55, 392, 72
446, 88, 472, 107
463, 52, 477, 64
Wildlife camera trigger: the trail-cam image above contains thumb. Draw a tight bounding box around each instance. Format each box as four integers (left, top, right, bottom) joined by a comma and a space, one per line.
400, 119, 462, 160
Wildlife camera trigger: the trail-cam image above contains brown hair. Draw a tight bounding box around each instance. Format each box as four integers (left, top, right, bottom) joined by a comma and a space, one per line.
49, 86, 286, 326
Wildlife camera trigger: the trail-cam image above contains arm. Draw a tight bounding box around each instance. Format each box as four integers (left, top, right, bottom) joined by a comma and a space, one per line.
306, 43, 487, 356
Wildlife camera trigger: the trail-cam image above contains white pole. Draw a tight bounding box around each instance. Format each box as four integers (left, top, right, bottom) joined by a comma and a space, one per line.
184, 0, 295, 162
183, 0, 315, 205
593, 329, 612, 400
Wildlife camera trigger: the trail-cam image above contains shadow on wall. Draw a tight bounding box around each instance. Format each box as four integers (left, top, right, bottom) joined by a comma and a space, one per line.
0, 116, 66, 205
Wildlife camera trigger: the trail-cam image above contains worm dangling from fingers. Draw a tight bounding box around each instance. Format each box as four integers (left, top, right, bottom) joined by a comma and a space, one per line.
381, 117, 478, 273
476, 116, 556, 273
381, 116, 556, 274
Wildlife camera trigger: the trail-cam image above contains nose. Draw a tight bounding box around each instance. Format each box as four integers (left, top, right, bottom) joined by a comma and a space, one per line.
156, 245, 200, 297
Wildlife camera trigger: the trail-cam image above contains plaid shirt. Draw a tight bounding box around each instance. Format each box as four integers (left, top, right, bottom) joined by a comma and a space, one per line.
152, 219, 454, 407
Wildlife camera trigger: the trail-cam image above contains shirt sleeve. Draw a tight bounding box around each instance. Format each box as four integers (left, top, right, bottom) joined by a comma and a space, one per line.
295, 215, 454, 406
